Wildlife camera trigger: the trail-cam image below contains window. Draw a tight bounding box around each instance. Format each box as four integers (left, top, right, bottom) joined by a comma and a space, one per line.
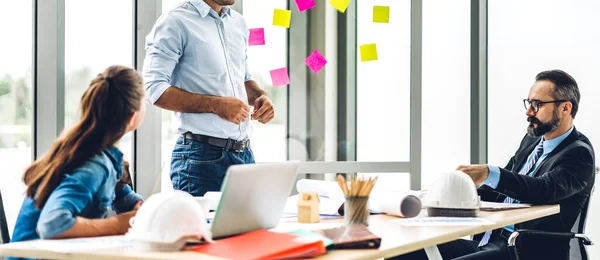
356, 0, 411, 190
489, 2, 600, 258
356, 0, 410, 163
489, 0, 600, 166
422, 0, 470, 187
65, 0, 134, 163
242, 0, 288, 163
0, 1, 33, 235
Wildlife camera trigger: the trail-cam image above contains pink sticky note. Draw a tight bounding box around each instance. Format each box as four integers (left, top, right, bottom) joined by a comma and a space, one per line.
305, 50, 327, 74
248, 28, 265, 46
295, 0, 316, 12
270, 68, 290, 87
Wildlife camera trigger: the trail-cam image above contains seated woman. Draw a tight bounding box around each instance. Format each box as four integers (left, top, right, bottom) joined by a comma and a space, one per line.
11, 65, 145, 242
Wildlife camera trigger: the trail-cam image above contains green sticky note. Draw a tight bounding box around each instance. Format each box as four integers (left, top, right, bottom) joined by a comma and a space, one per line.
330, 0, 351, 13
360, 44, 378, 62
289, 229, 334, 248
273, 9, 292, 28
373, 6, 390, 23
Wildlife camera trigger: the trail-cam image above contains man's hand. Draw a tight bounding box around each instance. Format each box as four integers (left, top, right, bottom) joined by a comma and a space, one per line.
456, 164, 490, 185
215, 97, 250, 125
252, 95, 275, 124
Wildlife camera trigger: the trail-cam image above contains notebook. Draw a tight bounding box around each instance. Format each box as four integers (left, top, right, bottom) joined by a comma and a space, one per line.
314, 224, 381, 249
480, 201, 531, 211
192, 229, 326, 259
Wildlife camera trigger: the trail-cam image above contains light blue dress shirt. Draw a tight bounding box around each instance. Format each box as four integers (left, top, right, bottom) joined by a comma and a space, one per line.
484, 126, 574, 189
143, 0, 253, 141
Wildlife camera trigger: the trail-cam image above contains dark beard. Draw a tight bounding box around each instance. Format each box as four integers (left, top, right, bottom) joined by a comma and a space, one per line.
527, 108, 560, 137
211, 0, 235, 5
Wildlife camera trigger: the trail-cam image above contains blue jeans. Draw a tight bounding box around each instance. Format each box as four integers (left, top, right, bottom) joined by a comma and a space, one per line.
170, 137, 255, 196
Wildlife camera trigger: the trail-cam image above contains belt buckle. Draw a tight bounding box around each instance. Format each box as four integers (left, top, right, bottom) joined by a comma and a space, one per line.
233, 140, 247, 153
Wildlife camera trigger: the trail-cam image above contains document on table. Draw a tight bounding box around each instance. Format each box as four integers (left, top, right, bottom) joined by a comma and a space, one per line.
480, 201, 531, 211
392, 217, 494, 227
30, 235, 134, 253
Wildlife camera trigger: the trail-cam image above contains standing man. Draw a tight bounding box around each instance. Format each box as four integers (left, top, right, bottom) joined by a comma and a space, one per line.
390, 70, 595, 260
143, 0, 275, 196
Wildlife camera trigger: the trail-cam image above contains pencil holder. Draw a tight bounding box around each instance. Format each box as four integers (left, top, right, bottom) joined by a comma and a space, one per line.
344, 196, 370, 226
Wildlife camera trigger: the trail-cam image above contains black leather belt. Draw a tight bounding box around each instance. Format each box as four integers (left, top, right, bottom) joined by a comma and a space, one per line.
182, 132, 249, 153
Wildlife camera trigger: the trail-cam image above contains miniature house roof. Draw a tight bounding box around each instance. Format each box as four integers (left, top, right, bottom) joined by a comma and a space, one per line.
297, 191, 320, 205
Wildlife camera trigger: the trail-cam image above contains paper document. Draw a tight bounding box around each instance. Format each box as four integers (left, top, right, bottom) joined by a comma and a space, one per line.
392, 217, 494, 227
296, 179, 345, 200
480, 201, 531, 211
30, 235, 133, 253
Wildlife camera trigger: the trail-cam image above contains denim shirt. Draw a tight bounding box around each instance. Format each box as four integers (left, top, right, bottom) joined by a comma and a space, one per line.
10, 146, 143, 242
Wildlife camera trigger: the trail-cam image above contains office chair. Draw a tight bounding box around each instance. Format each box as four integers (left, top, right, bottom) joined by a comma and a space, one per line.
508, 167, 598, 260
0, 188, 10, 244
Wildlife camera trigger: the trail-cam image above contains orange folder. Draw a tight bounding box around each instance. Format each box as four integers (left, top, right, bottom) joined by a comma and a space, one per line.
193, 229, 327, 259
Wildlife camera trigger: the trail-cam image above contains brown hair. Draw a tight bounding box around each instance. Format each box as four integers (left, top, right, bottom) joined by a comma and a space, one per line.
23, 65, 144, 208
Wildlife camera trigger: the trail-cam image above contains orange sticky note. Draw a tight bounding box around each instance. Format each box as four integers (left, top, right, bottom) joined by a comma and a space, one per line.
360, 44, 378, 62
330, 0, 351, 13
273, 9, 292, 28
373, 6, 390, 23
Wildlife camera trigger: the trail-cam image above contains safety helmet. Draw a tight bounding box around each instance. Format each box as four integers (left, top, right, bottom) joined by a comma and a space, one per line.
125, 190, 213, 251
423, 170, 481, 217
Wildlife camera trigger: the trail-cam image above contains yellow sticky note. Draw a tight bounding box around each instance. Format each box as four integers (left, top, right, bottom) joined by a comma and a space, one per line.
360, 44, 378, 62
273, 9, 292, 28
330, 0, 351, 13
373, 6, 390, 23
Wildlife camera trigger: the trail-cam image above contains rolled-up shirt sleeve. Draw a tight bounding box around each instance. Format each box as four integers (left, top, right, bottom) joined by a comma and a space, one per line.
142, 14, 185, 104
113, 184, 143, 214
36, 163, 108, 239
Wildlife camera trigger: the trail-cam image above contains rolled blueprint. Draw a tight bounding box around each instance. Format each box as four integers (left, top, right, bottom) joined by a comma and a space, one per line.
296, 179, 345, 200
295, 179, 424, 218
369, 191, 423, 218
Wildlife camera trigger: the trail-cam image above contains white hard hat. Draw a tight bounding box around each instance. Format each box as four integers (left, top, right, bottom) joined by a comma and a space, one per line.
423, 170, 481, 217
125, 190, 213, 251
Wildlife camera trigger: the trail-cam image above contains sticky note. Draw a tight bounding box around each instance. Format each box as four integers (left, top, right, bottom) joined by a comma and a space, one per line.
305, 50, 327, 74
248, 28, 265, 46
273, 9, 292, 28
330, 0, 351, 13
295, 0, 316, 12
270, 68, 290, 87
373, 6, 390, 23
360, 44, 378, 62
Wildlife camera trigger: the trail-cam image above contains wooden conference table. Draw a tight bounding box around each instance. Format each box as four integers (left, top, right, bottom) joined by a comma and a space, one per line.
0, 205, 559, 260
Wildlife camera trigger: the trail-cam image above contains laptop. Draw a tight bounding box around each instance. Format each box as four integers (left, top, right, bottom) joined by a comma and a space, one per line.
207, 162, 299, 239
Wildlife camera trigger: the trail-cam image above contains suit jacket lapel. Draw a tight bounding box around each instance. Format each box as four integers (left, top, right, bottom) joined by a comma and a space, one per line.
531, 127, 579, 177
513, 137, 541, 172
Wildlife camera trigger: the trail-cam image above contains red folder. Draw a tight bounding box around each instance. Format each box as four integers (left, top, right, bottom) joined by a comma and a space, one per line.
193, 229, 326, 260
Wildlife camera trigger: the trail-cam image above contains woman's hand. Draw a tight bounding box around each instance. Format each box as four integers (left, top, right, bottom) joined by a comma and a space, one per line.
115, 210, 138, 234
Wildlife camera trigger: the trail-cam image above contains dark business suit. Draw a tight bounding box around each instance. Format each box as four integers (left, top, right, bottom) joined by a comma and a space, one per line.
476, 127, 595, 259
390, 127, 595, 260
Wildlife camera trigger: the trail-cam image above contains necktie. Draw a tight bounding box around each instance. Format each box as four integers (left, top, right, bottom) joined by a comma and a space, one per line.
478, 140, 544, 247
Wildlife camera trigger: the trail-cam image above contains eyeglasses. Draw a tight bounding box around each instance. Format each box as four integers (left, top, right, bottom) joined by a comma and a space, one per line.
523, 99, 569, 113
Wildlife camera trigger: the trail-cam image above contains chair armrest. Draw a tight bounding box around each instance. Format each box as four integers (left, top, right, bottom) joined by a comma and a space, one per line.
508, 229, 593, 246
